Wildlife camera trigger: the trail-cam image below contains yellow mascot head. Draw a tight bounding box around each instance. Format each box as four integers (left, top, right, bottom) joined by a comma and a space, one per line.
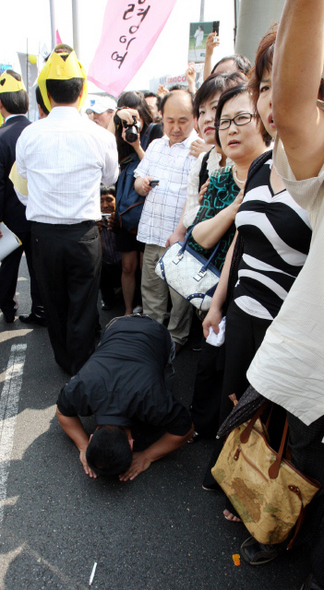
0, 70, 26, 94
38, 44, 87, 113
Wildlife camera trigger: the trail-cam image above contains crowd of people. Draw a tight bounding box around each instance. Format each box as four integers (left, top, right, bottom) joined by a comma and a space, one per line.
1, 1, 324, 588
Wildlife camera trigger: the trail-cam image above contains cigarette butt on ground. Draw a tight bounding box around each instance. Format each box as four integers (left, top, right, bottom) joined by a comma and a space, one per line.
232, 554, 241, 566
89, 561, 97, 586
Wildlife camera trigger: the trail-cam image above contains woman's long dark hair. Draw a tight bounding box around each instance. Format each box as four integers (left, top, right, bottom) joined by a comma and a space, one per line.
115, 91, 153, 162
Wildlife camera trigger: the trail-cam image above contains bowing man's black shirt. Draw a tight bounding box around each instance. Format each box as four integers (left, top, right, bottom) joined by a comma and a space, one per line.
57, 315, 192, 436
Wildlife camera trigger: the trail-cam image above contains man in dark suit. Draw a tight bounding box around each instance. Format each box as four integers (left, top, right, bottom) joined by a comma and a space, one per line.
0, 70, 45, 324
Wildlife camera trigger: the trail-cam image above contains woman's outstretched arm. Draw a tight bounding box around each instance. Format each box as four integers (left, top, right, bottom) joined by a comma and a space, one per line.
273, 0, 324, 179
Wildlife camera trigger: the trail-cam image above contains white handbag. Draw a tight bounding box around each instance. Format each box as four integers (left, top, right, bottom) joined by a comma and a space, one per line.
155, 230, 221, 311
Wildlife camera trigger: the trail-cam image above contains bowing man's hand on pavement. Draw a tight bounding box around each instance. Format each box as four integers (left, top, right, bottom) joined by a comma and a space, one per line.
118, 451, 152, 482
79, 449, 98, 479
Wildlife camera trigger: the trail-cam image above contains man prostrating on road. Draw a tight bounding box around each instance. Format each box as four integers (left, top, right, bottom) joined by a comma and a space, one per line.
56, 315, 193, 480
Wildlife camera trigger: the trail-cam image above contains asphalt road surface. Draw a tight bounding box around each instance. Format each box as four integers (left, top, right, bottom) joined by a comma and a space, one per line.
0, 255, 311, 590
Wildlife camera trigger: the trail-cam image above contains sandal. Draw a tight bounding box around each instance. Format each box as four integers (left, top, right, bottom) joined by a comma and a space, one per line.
240, 536, 284, 566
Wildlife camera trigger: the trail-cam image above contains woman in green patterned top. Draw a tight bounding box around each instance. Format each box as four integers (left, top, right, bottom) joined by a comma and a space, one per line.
189, 84, 269, 271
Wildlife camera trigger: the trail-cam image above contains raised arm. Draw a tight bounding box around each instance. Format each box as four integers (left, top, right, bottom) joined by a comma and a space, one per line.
273, 0, 324, 179
185, 62, 197, 95
203, 33, 220, 81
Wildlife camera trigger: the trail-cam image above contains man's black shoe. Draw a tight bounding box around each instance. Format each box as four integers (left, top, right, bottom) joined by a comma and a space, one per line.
3, 311, 15, 323
241, 536, 285, 565
19, 313, 47, 327
101, 299, 113, 311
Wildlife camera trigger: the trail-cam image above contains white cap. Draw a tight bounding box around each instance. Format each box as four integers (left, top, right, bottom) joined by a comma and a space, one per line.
87, 96, 117, 114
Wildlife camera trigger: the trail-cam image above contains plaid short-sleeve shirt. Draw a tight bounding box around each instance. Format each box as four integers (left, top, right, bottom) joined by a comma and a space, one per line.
135, 131, 197, 246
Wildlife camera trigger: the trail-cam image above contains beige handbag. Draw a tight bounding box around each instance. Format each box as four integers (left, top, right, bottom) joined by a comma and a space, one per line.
212, 406, 321, 546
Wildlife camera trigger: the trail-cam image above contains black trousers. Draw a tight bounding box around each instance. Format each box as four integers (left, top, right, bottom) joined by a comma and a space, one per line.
190, 339, 225, 438
100, 262, 121, 307
0, 230, 44, 317
287, 412, 324, 585
31, 221, 101, 375
203, 302, 274, 489
220, 301, 272, 423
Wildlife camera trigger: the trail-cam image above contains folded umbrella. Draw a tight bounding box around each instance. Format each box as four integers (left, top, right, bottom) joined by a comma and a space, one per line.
217, 385, 268, 439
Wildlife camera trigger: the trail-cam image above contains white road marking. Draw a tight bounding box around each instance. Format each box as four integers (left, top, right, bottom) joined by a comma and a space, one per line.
0, 343, 27, 538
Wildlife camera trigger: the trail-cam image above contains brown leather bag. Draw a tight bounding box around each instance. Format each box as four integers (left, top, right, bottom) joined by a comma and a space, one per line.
212, 405, 321, 546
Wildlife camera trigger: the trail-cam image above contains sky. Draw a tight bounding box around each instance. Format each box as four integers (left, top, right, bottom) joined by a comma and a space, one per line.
0, 0, 235, 93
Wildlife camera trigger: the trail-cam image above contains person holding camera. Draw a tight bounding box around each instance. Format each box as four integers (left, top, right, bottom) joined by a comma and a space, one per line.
114, 92, 163, 315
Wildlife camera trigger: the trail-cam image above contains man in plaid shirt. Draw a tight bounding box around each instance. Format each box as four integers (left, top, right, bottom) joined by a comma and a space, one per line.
134, 90, 197, 351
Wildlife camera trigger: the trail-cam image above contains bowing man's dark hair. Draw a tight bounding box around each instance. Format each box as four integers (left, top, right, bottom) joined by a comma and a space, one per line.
86, 426, 132, 476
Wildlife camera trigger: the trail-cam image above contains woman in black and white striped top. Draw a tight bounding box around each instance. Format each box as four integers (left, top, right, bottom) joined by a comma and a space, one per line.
201, 26, 312, 516
204, 26, 311, 406
234, 154, 311, 320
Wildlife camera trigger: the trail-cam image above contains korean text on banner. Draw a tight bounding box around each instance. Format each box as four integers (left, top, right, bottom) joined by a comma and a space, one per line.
88, 0, 177, 97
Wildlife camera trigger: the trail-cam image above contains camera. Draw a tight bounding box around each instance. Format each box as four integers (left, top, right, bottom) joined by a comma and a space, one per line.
122, 116, 141, 143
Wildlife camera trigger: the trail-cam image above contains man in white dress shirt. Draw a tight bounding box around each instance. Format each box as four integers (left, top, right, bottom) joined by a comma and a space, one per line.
16, 45, 118, 375
134, 90, 197, 351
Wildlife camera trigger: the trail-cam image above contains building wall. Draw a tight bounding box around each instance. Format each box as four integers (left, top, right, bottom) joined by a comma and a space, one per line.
235, 0, 285, 63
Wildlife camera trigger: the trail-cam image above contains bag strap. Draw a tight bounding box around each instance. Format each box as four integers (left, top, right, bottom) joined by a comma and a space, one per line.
179, 228, 221, 271
240, 406, 290, 481
268, 419, 289, 479
240, 402, 269, 443
287, 508, 306, 550
245, 149, 273, 189
198, 151, 210, 190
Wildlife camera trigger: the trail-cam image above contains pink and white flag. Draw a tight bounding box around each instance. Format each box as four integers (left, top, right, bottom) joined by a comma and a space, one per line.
56, 30, 63, 45
88, 0, 177, 97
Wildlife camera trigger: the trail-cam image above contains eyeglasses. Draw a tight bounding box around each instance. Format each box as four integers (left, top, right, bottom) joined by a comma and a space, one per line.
217, 112, 255, 130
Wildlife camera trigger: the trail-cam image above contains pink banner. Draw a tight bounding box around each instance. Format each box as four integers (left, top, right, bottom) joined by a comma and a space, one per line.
88, 0, 177, 97
56, 30, 62, 45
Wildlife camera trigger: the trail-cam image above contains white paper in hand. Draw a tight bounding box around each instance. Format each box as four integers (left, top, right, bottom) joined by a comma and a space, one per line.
206, 317, 226, 347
